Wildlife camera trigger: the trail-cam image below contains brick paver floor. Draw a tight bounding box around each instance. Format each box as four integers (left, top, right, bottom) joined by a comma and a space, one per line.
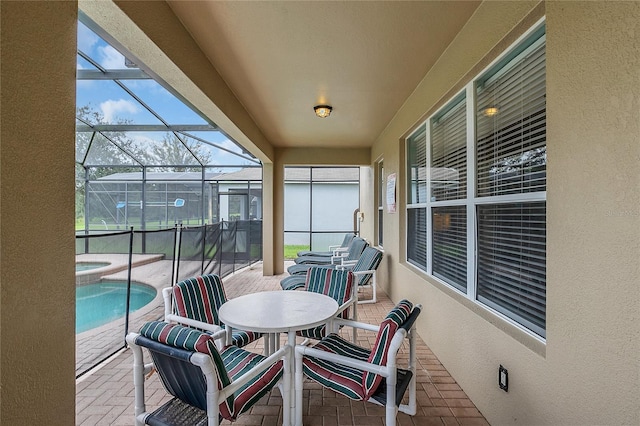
76, 262, 489, 425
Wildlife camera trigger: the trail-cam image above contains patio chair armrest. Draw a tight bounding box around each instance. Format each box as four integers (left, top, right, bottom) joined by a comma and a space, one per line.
335, 294, 357, 317
330, 253, 348, 263
335, 260, 357, 269
351, 269, 375, 276
296, 345, 388, 377
332, 317, 380, 333
219, 344, 292, 399
164, 313, 224, 336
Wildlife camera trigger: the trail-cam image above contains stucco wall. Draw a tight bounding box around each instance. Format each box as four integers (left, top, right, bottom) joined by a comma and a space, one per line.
368, 1, 639, 424
0, 1, 78, 423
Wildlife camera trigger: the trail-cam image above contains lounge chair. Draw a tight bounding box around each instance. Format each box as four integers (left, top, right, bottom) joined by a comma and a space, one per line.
282, 246, 383, 304
295, 233, 355, 257
288, 237, 368, 274
293, 236, 367, 265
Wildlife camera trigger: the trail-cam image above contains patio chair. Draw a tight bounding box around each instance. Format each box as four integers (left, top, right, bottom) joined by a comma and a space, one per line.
126, 321, 291, 426
295, 233, 355, 257
163, 274, 262, 349
292, 236, 368, 266
283, 247, 383, 304
292, 267, 358, 342
294, 300, 421, 426
287, 237, 368, 275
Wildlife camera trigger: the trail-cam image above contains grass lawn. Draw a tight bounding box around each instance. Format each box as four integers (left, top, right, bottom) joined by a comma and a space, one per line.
284, 245, 309, 260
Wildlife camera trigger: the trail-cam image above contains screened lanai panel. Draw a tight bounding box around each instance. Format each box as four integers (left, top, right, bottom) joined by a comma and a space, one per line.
86, 181, 142, 231
117, 80, 208, 125
77, 55, 98, 71
103, 131, 200, 166
82, 133, 139, 166
76, 80, 164, 125
145, 181, 203, 229
183, 131, 259, 166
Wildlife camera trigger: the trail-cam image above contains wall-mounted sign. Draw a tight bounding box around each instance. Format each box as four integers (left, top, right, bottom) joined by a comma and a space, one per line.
386, 173, 396, 213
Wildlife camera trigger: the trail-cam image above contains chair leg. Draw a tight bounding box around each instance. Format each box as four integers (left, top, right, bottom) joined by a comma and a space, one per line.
357, 275, 377, 304
281, 344, 292, 426
129, 342, 147, 426
294, 347, 304, 426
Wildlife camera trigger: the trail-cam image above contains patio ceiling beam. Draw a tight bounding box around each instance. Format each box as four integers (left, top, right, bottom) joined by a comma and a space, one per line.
76, 69, 151, 80
76, 124, 218, 132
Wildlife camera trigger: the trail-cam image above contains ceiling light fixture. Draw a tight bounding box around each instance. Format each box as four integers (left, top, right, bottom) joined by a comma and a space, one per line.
314, 105, 333, 118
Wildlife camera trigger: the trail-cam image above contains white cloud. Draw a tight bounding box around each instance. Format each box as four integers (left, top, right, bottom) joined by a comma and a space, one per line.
98, 45, 126, 69
100, 99, 139, 122
77, 23, 99, 53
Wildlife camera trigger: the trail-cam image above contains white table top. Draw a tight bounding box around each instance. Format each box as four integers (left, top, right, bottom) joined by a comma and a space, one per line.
218, 290, 339, 334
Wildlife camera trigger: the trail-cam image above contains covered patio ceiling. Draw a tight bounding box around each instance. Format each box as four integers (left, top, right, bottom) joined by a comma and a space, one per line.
164, 1, 481, 149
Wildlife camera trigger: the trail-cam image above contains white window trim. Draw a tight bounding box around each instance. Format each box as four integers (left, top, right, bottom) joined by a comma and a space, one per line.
404, 18, 547, 341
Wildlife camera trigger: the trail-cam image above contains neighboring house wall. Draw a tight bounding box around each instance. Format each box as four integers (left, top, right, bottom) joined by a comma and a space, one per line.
284, 182, 359, 247
368, 2, 639, 426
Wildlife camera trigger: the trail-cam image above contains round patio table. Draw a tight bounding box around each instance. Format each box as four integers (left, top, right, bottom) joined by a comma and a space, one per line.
219, 290, 339, 426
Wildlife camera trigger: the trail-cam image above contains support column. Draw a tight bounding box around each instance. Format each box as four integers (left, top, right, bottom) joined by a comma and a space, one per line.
1, 1, 77, 424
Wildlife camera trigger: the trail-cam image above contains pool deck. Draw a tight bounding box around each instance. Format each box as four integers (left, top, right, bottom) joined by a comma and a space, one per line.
75, 254, 174, 375
76, 261, 489, 425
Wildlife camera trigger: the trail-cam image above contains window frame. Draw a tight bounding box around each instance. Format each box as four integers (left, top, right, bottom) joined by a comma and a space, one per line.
404, 18, 547, 340
376, 159, 384, 248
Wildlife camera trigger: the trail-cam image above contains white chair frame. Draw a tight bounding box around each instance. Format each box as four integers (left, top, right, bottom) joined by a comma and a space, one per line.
126, 332, 292, 426
294, 314, 418, 426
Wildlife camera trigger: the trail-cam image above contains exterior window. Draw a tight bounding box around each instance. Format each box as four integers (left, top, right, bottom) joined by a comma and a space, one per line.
430, 93, 468, 291
406, 125, 427, 269
376, 160, 384, 247
405, 23, 546, 338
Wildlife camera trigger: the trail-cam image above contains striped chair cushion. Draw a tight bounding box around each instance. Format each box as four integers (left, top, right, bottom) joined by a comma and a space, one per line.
228, 329, 260, 348
172, 274, 261, 348
139, 321, 233, 410
301, 333, 371, 400
297, 268, 354, 340
220, 346, 284, 419
351, 247, 383, 286
362, 299, 413, 398
304, 268, 354, 320
344, 237, 368, 261
140, 321, 283, 422
280, 274, 307, 291
173, 275, 226, 325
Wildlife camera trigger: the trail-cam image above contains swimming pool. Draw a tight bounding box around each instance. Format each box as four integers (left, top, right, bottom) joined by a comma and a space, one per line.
76, 281, 156, 333
75, 262, 110, 272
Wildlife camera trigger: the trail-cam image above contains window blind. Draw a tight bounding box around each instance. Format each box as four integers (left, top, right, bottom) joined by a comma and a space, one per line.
407, 124, 427, 205
432, 206, 467, 290
476, 202, 546, 337
407, 207, 427, 270
431, 96, 467, 201
476, 35, 546, 197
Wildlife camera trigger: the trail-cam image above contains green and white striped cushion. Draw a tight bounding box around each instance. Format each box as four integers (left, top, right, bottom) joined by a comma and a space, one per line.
172, 274, 261, 348
362, 299, 413, 398
302, 333, 371, 400
297, 268, 354, 340
140, 321, 283, 421
351, 247, 383, 286
220, 346, 284, 418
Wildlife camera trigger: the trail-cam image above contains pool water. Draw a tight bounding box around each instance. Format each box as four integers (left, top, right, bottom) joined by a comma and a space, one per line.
76, 262, 110, 272
76, 281, 156, 333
